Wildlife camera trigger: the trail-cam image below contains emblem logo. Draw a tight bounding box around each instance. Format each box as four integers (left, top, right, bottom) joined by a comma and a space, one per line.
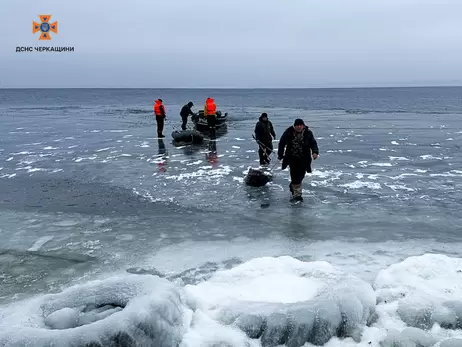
32, 15, 58, 40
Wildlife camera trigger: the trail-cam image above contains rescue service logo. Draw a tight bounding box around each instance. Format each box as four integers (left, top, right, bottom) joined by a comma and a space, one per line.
32, 15, 58, 40
16, 14, 74, 53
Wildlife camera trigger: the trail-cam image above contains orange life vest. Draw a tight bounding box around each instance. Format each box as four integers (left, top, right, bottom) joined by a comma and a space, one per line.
154, 99, 164, 116
205, 98, 216, 116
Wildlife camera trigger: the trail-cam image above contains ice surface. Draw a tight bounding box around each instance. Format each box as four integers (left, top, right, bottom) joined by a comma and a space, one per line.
185, 256, 376, 347
0, 274, 188, 347
340, 181, 382, 190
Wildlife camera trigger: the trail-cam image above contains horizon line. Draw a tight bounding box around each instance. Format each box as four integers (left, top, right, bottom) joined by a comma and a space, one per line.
1, 84, 462, 90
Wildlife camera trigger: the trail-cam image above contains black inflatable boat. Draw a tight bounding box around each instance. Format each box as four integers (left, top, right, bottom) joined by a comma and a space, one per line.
172, 129, 204, 144
192, 110, 228, 131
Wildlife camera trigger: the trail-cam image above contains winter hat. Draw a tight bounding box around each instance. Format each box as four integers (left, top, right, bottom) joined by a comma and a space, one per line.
294, 118, 305, 126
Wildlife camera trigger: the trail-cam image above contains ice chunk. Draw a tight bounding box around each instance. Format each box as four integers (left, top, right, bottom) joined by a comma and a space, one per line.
185, 256, 376, 347
374, 254, 462, 330
380, 327, 437, 347
0, 274, 188, 347
44, 307, 80, 329
27, 235, 54, 251
180, 310, 253, 347
441, 339, 462, 347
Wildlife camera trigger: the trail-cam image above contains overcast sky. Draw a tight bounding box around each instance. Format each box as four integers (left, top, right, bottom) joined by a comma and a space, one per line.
1, 0, 461, 88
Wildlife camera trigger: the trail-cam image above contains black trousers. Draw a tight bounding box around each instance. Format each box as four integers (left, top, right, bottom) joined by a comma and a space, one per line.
207, 114, 217, 139
207, 114, 216, 128
181, 115, 188, 130
156, 116, 165, 136
258, 142, 273, 165
289, 161, 306, 185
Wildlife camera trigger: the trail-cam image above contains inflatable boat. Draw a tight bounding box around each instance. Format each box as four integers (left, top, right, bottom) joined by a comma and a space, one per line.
192, 110, 228, 131
171, 129, 204, 144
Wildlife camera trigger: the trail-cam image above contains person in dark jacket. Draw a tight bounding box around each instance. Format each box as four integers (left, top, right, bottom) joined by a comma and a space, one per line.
254, 113, 276, 165
180, 102, 196, 130
277, 118, 319, 201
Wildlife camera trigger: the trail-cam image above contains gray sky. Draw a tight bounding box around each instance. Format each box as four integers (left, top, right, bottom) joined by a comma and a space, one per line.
1, 0, 461, 88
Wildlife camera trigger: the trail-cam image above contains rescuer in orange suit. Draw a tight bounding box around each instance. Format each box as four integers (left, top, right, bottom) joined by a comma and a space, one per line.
204, 97, 217, 138
154, 99, 166, 138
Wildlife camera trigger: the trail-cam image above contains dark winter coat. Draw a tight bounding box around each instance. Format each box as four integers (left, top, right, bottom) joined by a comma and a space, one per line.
180, 104, 195, 118
277, 126, 319, 173
254, 116, 276, 146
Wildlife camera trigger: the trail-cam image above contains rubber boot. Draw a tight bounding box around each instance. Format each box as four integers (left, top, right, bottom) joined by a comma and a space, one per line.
292, 183, 303, 201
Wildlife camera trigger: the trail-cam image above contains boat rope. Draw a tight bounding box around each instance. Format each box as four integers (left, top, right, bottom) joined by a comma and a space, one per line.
251, 134, 282, 179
